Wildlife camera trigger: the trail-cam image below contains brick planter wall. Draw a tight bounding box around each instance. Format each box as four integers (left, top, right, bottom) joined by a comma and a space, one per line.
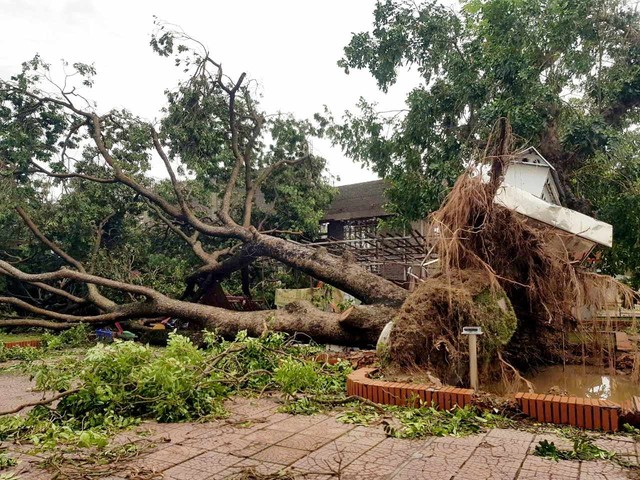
347, 368, 623, 432
514, 392, 621, 432
1, 340, 42, 349
346, 367, 473, 409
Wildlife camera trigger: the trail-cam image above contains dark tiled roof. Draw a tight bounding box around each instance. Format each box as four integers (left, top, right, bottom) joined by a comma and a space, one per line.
322, 179, 390, 221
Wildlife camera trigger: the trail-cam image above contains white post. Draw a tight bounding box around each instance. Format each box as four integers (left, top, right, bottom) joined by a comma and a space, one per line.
462, 326, 483, 391
468, 334, 478, 391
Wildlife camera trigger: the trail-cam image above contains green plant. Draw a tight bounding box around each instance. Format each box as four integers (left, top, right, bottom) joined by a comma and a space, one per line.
383, 405, 513, 439
42, 324, 90, 350
0, 331, 352, 451
534, 435, 616, 462
0, 453, 16, 470
0, 344, 41, 363
278, 397, 323, 415
337, 405, 380, 425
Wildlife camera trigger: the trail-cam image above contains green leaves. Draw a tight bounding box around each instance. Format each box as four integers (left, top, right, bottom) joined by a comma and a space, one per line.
332, 0, 640, 280
534, 436, 616, 462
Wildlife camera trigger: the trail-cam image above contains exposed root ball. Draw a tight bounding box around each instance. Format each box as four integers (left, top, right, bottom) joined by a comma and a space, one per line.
387, 269, 516, 385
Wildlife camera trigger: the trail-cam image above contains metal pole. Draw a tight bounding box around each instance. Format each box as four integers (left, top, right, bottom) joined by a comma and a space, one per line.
468, 334, 478, 391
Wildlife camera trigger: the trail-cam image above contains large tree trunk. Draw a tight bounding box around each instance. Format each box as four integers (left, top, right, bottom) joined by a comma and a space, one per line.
161, 299, 394, 346
188, 237, 409, 307
252, 234, 409, 306
0, 296, 395, 347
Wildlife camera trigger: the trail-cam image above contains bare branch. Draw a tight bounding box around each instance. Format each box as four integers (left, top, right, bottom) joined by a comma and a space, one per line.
151, 126, 190, 215
0, 260, 161, 301
89, 213, 115, 274
0, 266, 85, 305
218, 71, 247, 227
0, 388, 81, 416
0, 296, 137, 323
25, 163, 116, 184
242, 152, 310, 227
15, 207, 115, 310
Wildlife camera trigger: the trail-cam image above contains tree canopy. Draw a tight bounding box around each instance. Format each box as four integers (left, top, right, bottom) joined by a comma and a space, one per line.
0, 22, 408, 333
331, 0, 640, 283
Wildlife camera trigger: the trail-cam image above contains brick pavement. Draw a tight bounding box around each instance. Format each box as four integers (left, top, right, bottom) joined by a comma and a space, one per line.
0, 376, 638, 479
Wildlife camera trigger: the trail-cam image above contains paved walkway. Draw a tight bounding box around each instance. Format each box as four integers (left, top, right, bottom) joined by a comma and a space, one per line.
1, 376, 638, 479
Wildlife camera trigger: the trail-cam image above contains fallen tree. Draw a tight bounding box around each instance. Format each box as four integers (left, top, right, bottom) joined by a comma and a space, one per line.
0, 25, 405, 340
0, 27, 633, 369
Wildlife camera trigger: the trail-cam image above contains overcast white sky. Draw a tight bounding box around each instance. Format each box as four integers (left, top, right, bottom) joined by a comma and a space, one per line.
0, 0, 418, 185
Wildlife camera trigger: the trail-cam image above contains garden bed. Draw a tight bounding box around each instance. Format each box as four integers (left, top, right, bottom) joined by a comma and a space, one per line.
348, 367, 625, 432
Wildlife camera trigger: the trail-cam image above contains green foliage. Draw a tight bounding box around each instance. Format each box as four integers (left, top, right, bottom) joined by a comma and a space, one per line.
574, 133, 640, 287
278, 397, 323, 415
383, 405, 511, 439
330, 0, 640, 279
337, 404, 380, 425
1, 24, 336, 304
0, 344, 41, 363
1, 332, 351, 450
0, 453, 16, 470
534, 436, 616, 462
42, 324, 90, 350
274, 358, 321, 397
336, 402, 514, 438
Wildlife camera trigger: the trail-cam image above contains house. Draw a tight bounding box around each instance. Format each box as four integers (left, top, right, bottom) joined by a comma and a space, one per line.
496, 147, 612, 261
502, 147, 562, 205
320, 179, 391, 240
312, 148, 613, 287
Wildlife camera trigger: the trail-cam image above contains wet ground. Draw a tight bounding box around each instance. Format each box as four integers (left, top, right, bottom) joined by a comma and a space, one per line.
1, 373, 639, 479
525, 365, 640, 403
488, 365, 640, 404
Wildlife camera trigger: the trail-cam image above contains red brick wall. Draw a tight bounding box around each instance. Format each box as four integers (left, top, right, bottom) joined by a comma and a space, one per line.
346, 368, 473, 409
1, 340, 42, 349
515, 392, 621, 432
347, 368, 622, 432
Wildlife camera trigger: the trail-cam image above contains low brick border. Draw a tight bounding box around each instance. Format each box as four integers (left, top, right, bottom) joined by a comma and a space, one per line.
346, 367, 474, 409
1, 339, 42, 349
515, 392, 621, 432
347, 368, 623, 432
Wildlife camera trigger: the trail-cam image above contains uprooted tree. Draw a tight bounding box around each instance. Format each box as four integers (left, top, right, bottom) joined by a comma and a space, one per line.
0, 24, 404, 343
384, 121, 634, 385
0, 24, 633, 386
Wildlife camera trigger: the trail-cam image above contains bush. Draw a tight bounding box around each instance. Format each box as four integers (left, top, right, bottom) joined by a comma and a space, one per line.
42, 324, 90, 350
0, 331, 352, 449
0, 344, 41, 363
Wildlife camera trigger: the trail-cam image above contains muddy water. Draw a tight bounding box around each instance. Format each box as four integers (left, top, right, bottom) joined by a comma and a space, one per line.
521, 365, 639, 403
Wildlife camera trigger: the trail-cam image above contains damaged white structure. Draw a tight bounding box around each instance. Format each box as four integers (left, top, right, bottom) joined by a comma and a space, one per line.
496, 147, 613, 262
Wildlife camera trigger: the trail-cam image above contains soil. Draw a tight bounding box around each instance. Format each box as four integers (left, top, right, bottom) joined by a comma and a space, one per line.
370, 366, 443, 388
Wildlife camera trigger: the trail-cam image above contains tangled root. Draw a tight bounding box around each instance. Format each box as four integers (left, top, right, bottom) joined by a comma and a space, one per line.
387, 269, 517, 385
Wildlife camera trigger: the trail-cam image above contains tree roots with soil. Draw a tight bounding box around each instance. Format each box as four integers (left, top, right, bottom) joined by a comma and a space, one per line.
386, 119, 635, 385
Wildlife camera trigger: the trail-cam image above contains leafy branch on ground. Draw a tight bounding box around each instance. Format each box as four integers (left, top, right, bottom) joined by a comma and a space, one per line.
336, 401, 515, 438
0, 453, 16, 471
534, 435, 615, 462
0, 324, 92, 363
0, 331, 349, 452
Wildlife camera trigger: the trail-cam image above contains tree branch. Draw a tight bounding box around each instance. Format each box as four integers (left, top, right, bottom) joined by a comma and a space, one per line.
242, 152, 310, 227
0, 296, 142, 323
0, 260, 161, 300
15, 207, 115, 310
151, 126, 190, 216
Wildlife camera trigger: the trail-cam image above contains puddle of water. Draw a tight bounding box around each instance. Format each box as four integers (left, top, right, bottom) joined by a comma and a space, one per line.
510, 365, 640, 403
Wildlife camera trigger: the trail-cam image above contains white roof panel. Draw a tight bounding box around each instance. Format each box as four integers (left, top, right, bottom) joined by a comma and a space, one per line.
494, 184, 613, 247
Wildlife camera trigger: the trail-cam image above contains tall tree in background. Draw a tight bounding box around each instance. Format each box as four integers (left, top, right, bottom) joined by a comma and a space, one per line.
332, 0, 640, 283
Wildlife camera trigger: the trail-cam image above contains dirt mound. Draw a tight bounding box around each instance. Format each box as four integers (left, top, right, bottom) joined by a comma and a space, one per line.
386, 268, 517, 385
